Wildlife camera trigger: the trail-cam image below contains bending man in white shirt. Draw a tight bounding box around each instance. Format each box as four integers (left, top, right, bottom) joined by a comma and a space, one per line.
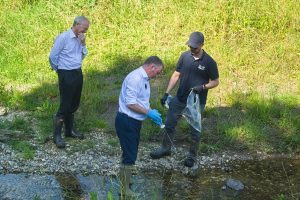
115, 56, 164, 198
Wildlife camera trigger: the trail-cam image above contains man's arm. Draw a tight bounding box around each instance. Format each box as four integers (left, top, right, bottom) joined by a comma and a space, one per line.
49, 36, 64, 71
127, 104, 148, 115
125, 81, 162, 125
124, 75, 149, 115
127, 104, 162, 125
204, 78, 219, 89
165, 71, 181, 94
78, 33, 88, 60
82, 46, 88, 60
192, 78, 219, 94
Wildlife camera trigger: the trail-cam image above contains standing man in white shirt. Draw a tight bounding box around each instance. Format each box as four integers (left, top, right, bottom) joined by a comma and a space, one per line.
49, 16, 90, 148
115, 56, 164, 198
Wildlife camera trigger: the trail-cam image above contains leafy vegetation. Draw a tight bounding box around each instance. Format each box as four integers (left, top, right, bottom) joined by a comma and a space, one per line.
88, 191, 97, 200
0, 0, 299, 154
9, 140, 35, 160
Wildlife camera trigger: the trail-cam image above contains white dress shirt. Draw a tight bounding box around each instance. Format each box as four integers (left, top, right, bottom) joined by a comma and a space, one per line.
118, 66, 150, 121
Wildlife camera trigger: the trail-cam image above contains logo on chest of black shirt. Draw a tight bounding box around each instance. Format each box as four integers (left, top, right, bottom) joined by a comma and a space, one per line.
197, 64, 206, 70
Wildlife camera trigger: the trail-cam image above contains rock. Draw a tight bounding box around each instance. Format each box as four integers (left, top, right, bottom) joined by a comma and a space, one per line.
222, 165, 233, 173
225, 178, 244, 191
0, 107, 7, 116
185, 164, 200, 177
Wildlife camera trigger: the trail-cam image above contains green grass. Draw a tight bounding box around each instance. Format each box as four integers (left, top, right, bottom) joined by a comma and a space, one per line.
0, 116, 31, 132
0, 0, 299, 153
208, 92, 300, 152
9, 140, 35, 160
33, 195, 41, 200
0, 116, 36, 159
107, 138, 119, 147
107, 191, 113, 200
88, 191, 97, 200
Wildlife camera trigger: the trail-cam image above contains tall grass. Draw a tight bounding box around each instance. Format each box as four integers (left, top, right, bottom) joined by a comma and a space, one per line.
0, 0, 299, 152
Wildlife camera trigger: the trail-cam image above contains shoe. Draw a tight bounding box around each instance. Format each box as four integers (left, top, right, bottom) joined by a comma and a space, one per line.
184, 139, 199, 167
150, 147, 171, 159
184, 155, 196, 167
53, 116, 65, 148
150, 131, 174, 159
64, 114, 84, 139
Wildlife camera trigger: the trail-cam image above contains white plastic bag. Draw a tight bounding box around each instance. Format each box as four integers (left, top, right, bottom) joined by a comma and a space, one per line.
182, 91, 202, 132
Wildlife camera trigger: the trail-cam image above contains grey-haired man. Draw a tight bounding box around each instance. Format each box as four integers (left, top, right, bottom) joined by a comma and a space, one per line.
150, 32, 219, 167
49, 16, 90, 148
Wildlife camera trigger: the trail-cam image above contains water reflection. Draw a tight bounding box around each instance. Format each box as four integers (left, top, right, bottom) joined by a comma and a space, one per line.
0, 158, 299, 200
0, 174, 63, 200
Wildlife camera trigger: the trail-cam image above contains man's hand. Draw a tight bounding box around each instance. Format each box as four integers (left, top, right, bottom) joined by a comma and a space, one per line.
192, 85, 205, 94
147, 109, 162, 125
78, 33, 86, 45
160, 93, 169, 106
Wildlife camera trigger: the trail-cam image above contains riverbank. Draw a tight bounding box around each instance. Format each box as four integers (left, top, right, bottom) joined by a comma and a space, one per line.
1, 130, 299, 176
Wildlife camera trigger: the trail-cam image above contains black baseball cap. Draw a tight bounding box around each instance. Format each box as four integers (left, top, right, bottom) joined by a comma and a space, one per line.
186, 32, 204, 48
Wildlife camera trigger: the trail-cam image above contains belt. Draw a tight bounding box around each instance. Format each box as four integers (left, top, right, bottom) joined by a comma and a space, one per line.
57, 68, 82, 72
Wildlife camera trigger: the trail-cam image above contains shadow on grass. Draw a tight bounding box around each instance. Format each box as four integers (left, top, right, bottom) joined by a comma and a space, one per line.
8, 55, 149, 141
198, 92, 300, 153
1, 57, 299, 153
148, 91, 299, 154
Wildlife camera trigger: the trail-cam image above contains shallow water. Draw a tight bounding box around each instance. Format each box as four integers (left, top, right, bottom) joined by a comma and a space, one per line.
0, 158, 299, 200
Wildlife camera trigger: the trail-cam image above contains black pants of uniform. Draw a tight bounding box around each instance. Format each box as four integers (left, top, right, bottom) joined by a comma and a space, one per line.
56, 69, 83, 120
165, 96, 205, 142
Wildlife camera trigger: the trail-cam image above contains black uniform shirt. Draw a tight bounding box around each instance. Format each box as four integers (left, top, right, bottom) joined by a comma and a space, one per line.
176, 50, 219, 104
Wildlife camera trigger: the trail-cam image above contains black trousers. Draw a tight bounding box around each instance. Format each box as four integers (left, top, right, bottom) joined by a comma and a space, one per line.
56, 69, 83, 119
165, 96, 205, 142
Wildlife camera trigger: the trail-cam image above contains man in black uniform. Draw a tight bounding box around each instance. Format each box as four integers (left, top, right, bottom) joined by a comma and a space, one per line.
150, 32, 219, 167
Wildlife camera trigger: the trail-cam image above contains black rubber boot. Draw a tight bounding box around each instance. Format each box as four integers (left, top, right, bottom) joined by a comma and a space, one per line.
53, 116, 65, 148
150, 132, 173, 159
184, 140, 199, 167
65, 114, 84, 139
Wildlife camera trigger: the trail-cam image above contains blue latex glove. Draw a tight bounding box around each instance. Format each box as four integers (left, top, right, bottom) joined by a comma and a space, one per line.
147, 109, 162, 125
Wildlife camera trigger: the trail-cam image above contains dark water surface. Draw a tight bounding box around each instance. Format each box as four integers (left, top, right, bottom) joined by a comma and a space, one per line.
0, 158, 299, 200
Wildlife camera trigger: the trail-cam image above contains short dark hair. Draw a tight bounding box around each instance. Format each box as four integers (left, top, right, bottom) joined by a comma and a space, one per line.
143, 56, 164, 68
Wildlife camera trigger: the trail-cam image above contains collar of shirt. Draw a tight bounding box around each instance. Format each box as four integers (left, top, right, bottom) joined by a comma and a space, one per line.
68, 28, 77, 39
189, 50, 205, 61
140, 66, 149, 80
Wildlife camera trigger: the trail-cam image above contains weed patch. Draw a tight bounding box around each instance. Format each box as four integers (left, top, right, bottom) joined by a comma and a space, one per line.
9, 140, 35, 160
0, 0, 299, 154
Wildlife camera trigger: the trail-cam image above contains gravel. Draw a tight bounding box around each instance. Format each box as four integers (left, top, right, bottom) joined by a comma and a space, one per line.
1, 130, 299, 176
1, 110, 299, 176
